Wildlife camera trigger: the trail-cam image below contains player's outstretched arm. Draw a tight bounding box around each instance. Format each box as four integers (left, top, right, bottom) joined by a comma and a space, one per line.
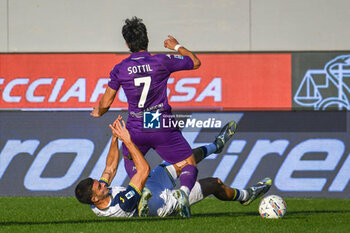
99, 116, 123, 185
164, 35, 201, 69
110, 116, 150, 192
91, 86, 117, 117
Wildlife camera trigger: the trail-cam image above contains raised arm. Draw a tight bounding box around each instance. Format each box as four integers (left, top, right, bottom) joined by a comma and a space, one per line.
164, 35, 201, 69
109, 116, 150, 192
91, 86, 117, 117
98, 116, 123, 186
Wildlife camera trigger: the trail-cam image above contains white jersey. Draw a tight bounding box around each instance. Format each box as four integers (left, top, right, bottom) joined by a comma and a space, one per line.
90, 186, 137, 218
90, 164, 203, 218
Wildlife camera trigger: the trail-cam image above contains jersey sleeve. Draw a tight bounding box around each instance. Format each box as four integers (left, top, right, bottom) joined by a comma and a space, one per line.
110, 183, 141, 212
107, 66, 121, 91
159, 54, 194, 73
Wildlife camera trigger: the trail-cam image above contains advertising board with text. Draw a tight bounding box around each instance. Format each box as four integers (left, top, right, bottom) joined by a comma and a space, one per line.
0, 53, 291, 110
0, 111, 349, 198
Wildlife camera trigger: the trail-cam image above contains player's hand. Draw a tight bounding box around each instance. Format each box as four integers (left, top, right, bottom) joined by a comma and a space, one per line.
164, 35, 180, 51
109, 116, 131, 143
90, 106, 102, 118
109, 115, 123, 137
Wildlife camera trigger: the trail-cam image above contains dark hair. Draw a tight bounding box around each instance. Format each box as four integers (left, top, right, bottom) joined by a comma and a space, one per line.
122, 17, 149, 52
75, 178, 94, 205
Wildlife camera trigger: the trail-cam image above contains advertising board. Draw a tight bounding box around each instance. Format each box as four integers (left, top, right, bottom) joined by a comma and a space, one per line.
0, 53, 291, 110
1, 111, 348, 198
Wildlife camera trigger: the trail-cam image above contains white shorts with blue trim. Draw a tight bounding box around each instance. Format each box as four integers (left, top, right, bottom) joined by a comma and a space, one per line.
146, 164, 203, 217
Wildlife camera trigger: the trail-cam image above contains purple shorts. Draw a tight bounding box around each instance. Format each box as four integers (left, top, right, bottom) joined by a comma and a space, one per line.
122, 128, 193, 177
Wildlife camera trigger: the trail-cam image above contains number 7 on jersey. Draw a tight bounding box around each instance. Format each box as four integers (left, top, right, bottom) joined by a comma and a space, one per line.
134, 76, 151, 108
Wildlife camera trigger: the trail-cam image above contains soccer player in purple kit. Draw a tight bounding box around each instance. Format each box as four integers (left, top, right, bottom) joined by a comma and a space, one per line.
91, 17, 201, 217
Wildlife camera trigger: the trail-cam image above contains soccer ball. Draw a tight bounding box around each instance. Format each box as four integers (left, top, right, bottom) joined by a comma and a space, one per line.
259, 195, 287, 219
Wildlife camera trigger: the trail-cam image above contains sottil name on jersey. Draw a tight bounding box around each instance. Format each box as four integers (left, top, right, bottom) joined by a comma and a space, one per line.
127, 64, 153, 74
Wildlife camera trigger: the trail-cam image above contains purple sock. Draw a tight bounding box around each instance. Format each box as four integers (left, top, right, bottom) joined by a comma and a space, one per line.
124, 158, 137, 178
179, 165, 198, 195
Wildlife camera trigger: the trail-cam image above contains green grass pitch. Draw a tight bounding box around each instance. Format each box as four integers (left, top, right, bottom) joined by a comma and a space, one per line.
1, 197, 350, 233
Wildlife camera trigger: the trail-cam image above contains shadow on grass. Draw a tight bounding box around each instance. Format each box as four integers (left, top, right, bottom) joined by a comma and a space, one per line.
1, 210, 349, 226
194, 209, 350, 219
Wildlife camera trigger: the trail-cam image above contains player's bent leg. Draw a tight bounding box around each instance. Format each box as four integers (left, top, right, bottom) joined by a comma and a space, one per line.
198, 177, 245, 201
214, 121, 237, 153
138, 187, 152, 217
179, 157, 198, 196
192, 120, 237, 164
240, 177, 272, 206
174, 156, 197, 218
198, 177, 260, 203
199, 177, 234, 200
178, 173, 198, 197
154, 130, 198, 200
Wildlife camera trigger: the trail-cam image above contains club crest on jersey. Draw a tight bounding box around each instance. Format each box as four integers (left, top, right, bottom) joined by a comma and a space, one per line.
143, 110, 161, 129
174, 55, 184, 59
126, 190, 135, 199
165, 54, 183, 60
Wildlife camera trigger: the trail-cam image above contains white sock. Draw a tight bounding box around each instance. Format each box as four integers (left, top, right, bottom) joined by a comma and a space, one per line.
241, 189, 249, 201
165, 164, 178, 180
234, 189, 249, 201
180, 186, 190, 196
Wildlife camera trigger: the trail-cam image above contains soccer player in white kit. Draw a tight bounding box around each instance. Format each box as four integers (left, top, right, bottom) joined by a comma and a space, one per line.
75, 117, 272, 218
75, 116, 151, 217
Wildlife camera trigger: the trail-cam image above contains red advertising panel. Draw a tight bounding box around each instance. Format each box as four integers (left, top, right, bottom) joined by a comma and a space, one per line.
0, 53, 291, 110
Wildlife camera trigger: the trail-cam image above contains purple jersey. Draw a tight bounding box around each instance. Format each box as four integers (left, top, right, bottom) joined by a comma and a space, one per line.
108, 51, 194, 131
